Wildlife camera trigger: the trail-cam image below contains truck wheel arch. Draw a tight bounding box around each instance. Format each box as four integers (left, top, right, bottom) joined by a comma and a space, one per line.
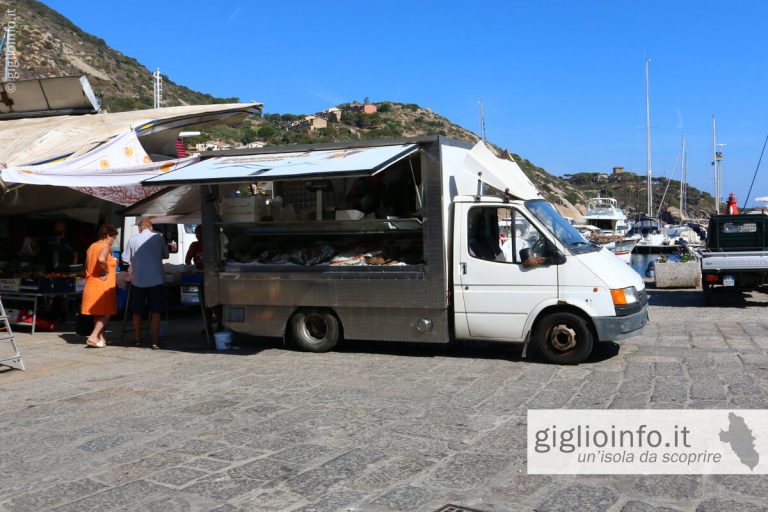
529, 303, 599, 344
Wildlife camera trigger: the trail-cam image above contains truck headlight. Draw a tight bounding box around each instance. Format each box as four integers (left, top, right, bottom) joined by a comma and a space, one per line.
610, 286, 638, 305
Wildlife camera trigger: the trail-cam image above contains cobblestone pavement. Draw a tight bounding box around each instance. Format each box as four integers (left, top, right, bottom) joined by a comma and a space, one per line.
2, 288, 768, 512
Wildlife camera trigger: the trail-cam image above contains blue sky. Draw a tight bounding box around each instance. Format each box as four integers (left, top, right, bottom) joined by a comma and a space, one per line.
43, 0, 768, 205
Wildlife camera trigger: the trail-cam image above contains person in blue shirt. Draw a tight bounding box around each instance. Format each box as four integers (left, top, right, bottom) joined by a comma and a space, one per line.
122, 219, 169, 349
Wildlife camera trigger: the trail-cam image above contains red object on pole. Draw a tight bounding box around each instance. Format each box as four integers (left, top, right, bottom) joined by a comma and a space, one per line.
726, 192, 739, 215
175, 138, 189, 158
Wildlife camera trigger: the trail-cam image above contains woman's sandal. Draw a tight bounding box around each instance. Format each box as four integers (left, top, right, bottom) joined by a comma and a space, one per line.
86, 337, 105, 348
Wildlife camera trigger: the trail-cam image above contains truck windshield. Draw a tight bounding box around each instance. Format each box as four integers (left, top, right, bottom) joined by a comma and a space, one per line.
525, 200, 599, 254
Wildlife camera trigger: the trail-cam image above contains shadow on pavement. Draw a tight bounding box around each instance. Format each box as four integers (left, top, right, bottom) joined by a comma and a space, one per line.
333, 337, 620, 366
649, 288, 768, 308
53, 306, 622, 365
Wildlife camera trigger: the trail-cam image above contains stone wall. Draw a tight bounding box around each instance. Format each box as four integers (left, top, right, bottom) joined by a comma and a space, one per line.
654, 260, 701, 289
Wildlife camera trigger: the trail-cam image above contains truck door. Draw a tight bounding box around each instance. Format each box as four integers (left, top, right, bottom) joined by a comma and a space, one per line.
454, 204, 559, 341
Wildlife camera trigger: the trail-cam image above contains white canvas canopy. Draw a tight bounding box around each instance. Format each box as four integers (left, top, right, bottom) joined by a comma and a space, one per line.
0, 102, 261, 166
0, 102, 260, 209
0, 131, 199, 205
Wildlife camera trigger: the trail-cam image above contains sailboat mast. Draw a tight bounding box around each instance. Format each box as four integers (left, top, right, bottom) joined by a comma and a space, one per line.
712, 115, 719, 214
680, 133, 686, 221
645, 58, 653, 217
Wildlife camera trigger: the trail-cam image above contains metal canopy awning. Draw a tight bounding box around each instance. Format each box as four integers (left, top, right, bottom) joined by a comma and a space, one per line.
142, 143, 420, 186
0, 76, 100, 119
122, 184, 201, 217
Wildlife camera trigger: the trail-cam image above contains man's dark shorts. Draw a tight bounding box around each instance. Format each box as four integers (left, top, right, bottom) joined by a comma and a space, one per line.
131, 284, 164, 315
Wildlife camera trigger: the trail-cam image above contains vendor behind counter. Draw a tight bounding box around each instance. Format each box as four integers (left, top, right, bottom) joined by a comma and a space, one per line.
0, 217, 95, 273
43, 219, 79, 272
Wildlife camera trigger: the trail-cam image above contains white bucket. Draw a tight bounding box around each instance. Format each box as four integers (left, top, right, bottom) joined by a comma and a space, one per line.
214, 331, 232, 351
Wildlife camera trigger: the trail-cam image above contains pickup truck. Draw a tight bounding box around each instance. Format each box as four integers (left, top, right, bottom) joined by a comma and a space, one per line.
701, 214, 768, 304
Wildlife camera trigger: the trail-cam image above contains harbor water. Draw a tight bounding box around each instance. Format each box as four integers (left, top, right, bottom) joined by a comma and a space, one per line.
629, 252, 681, 278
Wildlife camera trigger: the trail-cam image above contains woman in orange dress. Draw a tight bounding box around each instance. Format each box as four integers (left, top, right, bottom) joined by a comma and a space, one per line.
81, 224, 118, 348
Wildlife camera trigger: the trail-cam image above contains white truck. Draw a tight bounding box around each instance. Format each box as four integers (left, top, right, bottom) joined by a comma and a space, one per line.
134, 136, 649, 364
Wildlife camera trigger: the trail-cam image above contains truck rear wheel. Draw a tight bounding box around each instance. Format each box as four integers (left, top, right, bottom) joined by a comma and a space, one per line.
702, 282, 714, 306
289, 309, 340, 352
534, 312, 593, 365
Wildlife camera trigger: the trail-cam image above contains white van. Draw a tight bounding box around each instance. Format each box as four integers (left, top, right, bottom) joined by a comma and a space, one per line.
121, 217, 198, 266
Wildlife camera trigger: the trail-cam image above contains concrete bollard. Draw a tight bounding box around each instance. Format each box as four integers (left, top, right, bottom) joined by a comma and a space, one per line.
654, 260, 701, 289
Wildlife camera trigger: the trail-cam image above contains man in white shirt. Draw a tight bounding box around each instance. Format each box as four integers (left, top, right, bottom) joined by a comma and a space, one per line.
122, 219, 169, 349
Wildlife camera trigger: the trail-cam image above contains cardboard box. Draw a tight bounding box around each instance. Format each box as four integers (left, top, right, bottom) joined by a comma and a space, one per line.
220, 196, 266, 222
0, 278, 20, 292
19, 277, 76, 293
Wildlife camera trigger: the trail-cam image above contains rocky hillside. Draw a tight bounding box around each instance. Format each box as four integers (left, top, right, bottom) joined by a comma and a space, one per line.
565, 172, 717, 221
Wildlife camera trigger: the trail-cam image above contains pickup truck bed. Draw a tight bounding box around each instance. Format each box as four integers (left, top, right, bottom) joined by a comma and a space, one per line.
701, 250, 768, 271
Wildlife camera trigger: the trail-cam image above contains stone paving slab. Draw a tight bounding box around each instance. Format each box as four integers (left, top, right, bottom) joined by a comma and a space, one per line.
2, 288, 768, 511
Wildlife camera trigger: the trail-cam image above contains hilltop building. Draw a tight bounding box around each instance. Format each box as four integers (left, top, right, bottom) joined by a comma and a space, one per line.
195, 140, 235, 152
343, 103, 378, 114
290, 115, 328, 133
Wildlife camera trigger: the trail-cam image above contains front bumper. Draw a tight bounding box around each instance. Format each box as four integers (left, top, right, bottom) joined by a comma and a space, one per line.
593, 304, 649, 341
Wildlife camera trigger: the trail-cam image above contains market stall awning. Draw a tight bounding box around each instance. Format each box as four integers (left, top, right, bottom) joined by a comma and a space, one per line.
142, 143, 420, 186
0, 131, 197, 187
0, 102, 262, 166
0, 76, 100, 119
122, 184, 202, 218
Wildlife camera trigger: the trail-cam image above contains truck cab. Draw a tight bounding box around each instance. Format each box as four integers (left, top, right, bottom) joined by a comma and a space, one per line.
453, 196, 648, 363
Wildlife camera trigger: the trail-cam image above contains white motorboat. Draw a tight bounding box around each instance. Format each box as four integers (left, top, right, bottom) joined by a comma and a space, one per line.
609, 238, 638, 263
628, 217, 671, 253
667, 225, 704, 248
584, 197, 631, 237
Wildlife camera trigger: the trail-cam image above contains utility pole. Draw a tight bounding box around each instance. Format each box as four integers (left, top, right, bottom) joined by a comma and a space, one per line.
645, 58, 653, 217
153, 68, 163, 109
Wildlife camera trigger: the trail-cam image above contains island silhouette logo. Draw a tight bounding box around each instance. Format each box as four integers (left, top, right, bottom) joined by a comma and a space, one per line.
719, 412, 759, 470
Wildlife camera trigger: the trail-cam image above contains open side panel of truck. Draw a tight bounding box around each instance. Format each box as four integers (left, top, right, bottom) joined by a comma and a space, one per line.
142, 138, 456, 344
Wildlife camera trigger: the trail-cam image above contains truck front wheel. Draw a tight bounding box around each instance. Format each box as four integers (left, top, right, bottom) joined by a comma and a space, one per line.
534, 312, 593, 365
289, 309, 340, 352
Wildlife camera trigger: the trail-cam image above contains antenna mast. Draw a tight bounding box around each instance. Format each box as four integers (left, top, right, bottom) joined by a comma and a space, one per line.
153, 68, 163, 109
645, 58, 653, 217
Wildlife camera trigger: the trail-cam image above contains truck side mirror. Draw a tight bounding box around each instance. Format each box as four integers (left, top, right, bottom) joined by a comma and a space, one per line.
543, 242, 565, 265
